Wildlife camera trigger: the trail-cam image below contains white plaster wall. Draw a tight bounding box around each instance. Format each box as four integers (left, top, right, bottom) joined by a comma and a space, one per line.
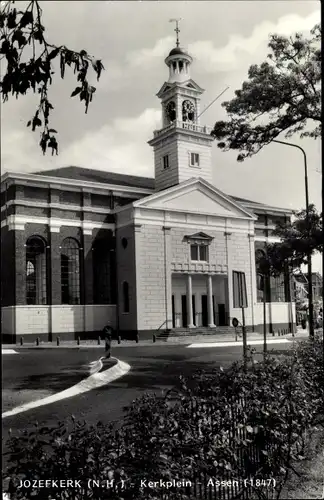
254, 302, 296, 326
51, 306, 83, 333
135, 224, 168, 330
171, 226, 228, 266
1, 307, 15, 335
15, 306, 50, 335
51, 305, 117, 333
84, 305, 117, 332
9, 305, 117, 335
177, 138, 213, 185
227, 232, 254, 326
154, 137, 179, 191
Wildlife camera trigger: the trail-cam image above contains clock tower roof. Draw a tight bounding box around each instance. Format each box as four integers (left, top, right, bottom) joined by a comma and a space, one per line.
168, 46, 188, 57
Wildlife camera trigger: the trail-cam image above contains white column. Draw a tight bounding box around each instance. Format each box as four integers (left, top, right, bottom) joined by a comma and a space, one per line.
187, 274, 195, 328
207, 274, 215, 327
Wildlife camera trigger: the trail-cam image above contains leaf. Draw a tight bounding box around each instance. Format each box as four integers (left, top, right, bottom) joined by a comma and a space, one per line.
60, 52, 65, 79
48, 129, 57, 133
48, 47, 61, 60
27, 121, 31, 127
71, 87, 82, 97
20, 10, 33, 28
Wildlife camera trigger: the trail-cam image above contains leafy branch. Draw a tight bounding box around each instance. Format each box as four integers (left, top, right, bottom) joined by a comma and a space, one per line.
0, 0, 104, 155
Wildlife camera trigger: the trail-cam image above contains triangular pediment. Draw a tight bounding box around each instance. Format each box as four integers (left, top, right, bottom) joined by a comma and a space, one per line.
185, 232, 213, 241
183, 79, 204, 93
133, 178, 256, 220
157, 79, 204, 98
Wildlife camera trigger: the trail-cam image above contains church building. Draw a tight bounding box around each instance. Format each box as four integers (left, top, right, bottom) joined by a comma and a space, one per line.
1, 32, 296, 343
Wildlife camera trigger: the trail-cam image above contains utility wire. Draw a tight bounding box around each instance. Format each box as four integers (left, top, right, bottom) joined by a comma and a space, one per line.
197, 86, 230, 119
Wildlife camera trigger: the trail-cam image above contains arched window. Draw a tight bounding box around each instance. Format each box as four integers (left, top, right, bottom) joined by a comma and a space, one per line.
60, 238, 80, 305
92, 240, 116, 304
122, 281, 130, 313
26, 236, 48, 305
270, 275, 287, 302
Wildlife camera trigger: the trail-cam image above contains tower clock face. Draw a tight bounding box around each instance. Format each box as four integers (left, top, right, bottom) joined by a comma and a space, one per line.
165, 101, 176, 122
182, 100, 195, 122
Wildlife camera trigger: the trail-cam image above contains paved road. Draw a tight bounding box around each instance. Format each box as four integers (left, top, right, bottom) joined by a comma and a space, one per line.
2, 349, 104, 412
2, 342, 293, 440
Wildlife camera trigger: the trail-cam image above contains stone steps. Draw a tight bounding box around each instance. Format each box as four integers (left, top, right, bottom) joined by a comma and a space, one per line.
155, 326, 247, 339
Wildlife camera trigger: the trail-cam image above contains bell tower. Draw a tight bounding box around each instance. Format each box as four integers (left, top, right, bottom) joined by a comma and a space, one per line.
148, 20, 214, 192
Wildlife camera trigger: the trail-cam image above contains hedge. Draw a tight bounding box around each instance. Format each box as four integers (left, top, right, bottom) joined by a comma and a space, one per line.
3, 336, 324, 500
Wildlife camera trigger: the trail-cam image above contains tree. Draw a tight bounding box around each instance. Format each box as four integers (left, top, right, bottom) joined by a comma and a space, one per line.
256, 205, 322, 319
0, 1, 104, 155
211, 24, 321, 161
260, 204, 323, 276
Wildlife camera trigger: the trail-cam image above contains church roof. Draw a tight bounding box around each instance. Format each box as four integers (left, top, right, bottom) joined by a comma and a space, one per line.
34, 166, 155, 190
30, 166, 291, 213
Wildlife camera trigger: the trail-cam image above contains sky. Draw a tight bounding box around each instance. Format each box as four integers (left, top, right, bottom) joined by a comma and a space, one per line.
1, 0, 322, 272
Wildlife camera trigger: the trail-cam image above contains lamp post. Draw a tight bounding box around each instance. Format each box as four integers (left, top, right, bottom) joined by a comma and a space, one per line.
272, 140, 314, 339
257, 272, 267, 360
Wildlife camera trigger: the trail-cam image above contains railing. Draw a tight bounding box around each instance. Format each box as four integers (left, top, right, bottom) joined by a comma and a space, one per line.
156, 319, 172, 332
153, 121, 213, 138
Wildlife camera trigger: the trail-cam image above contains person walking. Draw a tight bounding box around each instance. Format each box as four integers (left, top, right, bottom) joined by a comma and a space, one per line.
103, 325, 113, 358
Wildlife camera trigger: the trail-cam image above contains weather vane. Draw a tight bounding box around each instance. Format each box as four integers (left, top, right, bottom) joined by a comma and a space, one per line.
169, 18, 182, 47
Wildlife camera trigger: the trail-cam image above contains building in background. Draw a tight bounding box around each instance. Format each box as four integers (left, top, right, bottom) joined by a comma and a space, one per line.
1, 37, 295, 343
302, 272, 323, 304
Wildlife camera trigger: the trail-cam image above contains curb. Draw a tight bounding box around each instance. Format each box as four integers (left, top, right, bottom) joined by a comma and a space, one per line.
2, 330, 320, 350
2, 357, 130, 419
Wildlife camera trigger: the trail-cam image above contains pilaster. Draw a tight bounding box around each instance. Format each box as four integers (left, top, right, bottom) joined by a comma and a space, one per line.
49, 231, 62, 305
224, 231, 233, 318
83, 234, 94, 304
15, 230, 26, 305
163, 226, 173, 329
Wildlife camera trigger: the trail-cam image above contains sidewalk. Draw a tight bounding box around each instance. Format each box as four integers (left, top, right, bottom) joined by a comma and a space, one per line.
2, 328, 317, 350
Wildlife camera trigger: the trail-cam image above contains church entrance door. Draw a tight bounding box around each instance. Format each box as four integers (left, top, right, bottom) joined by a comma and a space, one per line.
181, 295, 188, 327
201, 295, 208, 326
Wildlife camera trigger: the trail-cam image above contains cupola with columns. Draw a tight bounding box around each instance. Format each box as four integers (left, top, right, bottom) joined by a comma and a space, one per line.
148, 20, 214, 192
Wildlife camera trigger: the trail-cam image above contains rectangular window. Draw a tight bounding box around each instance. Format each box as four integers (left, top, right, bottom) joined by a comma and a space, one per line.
190, 152, 200, 167
255, 228, 268, 237
162, 155, 169, 169
256, 214, 267, 225
267, 215, 285, 227
199, 245, 207, 261
190, 244, 198, 260
190, 243, 208, 261
270, 275, 287, 302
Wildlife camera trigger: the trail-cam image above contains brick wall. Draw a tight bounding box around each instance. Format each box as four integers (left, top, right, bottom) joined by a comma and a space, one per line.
1, 227, 15, 306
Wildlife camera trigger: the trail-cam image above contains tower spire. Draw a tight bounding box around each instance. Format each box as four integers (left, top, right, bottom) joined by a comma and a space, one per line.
169, 18, 181, 47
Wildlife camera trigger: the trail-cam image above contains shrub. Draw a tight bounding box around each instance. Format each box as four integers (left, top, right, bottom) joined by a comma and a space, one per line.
3, 338, 323, 500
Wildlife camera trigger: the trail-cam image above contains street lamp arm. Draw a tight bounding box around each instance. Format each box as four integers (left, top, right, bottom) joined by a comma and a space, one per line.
271, 138, 314, 338
272, 139, 307, 161
272, 139, 309, 212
